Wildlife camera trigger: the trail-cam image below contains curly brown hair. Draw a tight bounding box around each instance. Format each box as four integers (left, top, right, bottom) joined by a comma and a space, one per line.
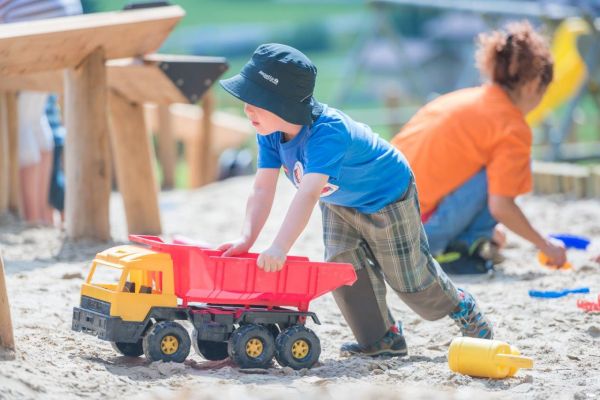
475, 21, 553, 91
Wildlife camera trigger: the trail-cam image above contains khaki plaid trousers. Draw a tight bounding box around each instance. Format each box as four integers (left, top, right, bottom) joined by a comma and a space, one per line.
320, 181, 461, 346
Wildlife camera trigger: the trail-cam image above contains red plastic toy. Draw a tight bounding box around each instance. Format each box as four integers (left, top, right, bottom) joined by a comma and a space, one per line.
140, 235, 353, 312
577, 294, 600, 313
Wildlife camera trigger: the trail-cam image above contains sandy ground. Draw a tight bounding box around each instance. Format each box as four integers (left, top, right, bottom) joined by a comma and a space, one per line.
0, 175, 599, 400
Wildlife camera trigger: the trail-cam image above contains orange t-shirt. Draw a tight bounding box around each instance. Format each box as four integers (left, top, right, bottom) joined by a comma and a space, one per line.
391, 84, 532, 215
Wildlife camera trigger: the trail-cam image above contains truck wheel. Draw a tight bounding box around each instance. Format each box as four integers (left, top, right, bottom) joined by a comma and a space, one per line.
228, 324, 275, 369
275, 325, 321, 370
111, 340, 144, 357
143, 321, 191, 363
266, 323, 280, 339
192, 329, 229, 361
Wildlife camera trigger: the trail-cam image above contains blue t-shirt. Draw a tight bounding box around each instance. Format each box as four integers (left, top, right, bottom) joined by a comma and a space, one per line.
256, 105, 412, 213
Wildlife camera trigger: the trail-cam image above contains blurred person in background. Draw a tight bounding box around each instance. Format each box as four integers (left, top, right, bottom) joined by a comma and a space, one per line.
391, 21, 567, 274
0, 0, 81, 225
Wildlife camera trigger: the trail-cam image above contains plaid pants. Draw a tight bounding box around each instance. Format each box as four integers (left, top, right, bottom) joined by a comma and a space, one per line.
320, 181, 461, 346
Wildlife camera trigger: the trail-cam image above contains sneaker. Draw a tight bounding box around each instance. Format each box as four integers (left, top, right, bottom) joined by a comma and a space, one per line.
436, 242, 494, 275
471, 238, 505, 265
340, 322, 408, 357
449, 289, 494, 339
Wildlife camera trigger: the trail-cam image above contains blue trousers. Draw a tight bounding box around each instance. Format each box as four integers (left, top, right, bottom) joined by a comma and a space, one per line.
424, 170, 497, 255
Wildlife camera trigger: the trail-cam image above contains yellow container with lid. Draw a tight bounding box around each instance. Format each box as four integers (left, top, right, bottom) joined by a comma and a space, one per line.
448, 337, 533, 379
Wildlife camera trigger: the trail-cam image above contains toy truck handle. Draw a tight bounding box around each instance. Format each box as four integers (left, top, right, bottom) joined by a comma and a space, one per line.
129, 234, 165, 246
129, 234, 310, 262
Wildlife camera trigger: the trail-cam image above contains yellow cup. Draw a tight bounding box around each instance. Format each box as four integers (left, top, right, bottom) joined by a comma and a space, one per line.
448, 337, 534, 379
537, 251, 572, 270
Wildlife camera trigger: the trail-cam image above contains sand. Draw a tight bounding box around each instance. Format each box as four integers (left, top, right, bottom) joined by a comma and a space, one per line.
0, 175, 599, 400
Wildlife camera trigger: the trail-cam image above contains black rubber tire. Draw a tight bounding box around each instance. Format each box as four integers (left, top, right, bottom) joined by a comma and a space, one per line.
111, 340, 144, 357
142, 321, 191, 363
192, 329, 229, 361
266, 323, 280, 339
227, 324, 275, 369
275, 325, 321, 370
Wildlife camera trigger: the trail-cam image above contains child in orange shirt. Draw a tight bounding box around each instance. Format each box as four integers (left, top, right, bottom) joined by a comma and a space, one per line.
392, 21, 567, 273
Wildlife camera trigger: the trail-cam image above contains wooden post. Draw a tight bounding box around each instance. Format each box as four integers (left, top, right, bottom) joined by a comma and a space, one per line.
64, 48, 111, 241
0, 254, 15, 359
6, 92, 19, 215
108, 90, 161, 235
200, 90, 215, 186
157, 105, 176, 190
591, 166, 600, 198
188, 90, 215, 188
0, 92, 19, 216
0, 93, 9, 214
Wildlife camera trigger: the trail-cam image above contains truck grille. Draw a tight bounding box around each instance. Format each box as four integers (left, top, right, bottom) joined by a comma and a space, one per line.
80, 296, 111, 315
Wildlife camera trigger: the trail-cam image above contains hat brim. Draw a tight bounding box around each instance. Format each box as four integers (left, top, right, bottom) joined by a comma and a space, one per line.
220, 73, 315, 125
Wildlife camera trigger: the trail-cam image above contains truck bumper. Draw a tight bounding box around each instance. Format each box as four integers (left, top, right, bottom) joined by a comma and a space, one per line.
72, 307, 145, 343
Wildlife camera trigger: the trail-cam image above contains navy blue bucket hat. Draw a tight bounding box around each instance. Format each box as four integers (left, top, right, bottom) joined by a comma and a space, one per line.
220, 43, 322, 125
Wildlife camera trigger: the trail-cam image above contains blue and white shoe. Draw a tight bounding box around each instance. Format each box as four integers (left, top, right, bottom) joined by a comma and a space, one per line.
449, 289, 494, 339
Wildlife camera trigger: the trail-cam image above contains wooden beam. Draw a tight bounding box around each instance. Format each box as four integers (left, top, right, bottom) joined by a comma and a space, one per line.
532, 161, 591, 198
0, 92, 19, 216
185, 90, 216, 188
0, 93, 9, 214
64, 48, 111, 241
0, 6, 184, 75
107, 60, 188, 105
0, 254, 15, 359
108, 90, 161, 235
200, 90, 215, 186
157, 105, 176, 189
0, 60, 187, 105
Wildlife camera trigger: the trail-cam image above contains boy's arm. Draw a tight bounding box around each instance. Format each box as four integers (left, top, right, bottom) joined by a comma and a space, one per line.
488, 194, 567, 266
219, 168, 279, 256
258, 173, 329, 272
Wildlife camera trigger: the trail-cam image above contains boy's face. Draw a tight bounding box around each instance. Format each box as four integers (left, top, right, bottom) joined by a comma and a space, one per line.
244, 103, 288, 135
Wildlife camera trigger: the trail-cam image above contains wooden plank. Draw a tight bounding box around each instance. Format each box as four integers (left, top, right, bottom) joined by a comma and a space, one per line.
157, 105, 176, 189
107, 60, 188, 105
108, 90, 161, 235
0, 60, 187, 105
533, 142, 600, 162
64, 48, 111, 241
0, 254, 15, 359
0, 6, 184, 75
532, 161, 591, 198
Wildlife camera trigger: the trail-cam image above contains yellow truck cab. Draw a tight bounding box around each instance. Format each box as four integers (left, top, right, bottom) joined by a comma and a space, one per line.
72, 245, 184, 358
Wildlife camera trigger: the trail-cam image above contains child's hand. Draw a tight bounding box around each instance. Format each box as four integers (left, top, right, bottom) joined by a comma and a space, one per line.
257, 245, 287, 272
540, 239, 567, 268
218, 238, 252, 257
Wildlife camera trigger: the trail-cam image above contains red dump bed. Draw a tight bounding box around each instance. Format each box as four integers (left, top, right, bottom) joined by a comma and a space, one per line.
129, 235, 357, 311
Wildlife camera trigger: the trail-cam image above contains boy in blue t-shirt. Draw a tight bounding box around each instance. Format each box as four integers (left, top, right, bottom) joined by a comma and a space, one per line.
218, 43, 493, 356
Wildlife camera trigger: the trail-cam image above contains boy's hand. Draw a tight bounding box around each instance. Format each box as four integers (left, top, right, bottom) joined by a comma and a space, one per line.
540, 239, 567, 268
218, 238, 252, 257
258, 245, 287, 272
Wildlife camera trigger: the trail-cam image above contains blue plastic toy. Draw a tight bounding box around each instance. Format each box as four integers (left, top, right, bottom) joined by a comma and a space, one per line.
549, 234, 591, 250
528, 287, 590, 298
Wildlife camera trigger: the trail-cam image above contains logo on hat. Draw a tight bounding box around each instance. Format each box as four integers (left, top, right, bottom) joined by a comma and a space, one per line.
258, 70, 279, 85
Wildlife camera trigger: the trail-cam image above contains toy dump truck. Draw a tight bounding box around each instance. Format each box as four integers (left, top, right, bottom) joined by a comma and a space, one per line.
72, 235, 356, 369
